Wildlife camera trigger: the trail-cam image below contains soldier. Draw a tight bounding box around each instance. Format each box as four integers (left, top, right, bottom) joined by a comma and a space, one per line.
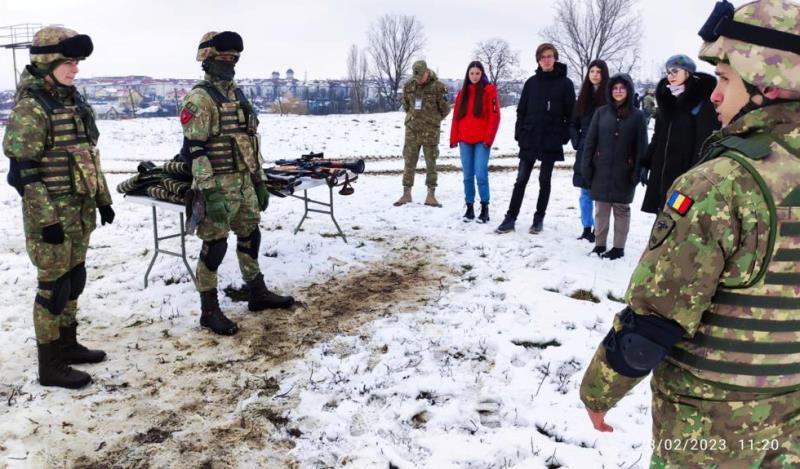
393, 60, 451, 207
180, 31, 294, 336
3, 26, 113, 389
579, 1, 800, 467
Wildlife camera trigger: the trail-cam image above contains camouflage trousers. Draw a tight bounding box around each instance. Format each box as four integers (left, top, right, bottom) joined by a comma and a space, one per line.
195, 171, 262, 292
402, 134, 439, 188
649, 362, 800, 468
23, 194, 96, 344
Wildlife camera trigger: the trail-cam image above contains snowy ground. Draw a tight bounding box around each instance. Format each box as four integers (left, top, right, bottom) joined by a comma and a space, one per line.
0, 111, 656, 468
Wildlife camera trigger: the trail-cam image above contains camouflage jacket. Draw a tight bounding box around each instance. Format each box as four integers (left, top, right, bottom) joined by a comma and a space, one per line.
3, 69, 112, 229
580, 102, 800, 412
401, 71, 450, 138
180, 74, 264, 191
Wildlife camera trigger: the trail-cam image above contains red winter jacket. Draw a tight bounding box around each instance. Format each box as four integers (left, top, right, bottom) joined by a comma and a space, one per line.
450, 83, 501, 148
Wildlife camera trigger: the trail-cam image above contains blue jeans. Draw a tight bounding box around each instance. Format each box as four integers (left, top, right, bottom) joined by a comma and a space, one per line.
459, 142, 490, 204
580, 188, 593, 229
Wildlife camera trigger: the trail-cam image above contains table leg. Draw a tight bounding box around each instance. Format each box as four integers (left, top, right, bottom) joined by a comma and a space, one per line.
328, 184, 347, 243
144, 205, 160, 288
179, 212, 197, 286
293, 190, 310, 234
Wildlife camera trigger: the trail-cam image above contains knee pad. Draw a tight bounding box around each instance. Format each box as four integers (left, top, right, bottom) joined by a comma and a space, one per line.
200, 238, 227, 272
68, 263, 87, 300
36, 271, 71, 315
236, 228, 260, 260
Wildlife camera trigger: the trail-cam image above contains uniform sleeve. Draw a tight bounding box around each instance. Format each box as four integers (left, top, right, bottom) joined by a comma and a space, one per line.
401, 82, 412, 113
624, 158, 765, 335
437, 83, 450, 121
180, 92, 217, 191
484, 85, 501, 147
580, 337, 646, 412
3, 99, 59, 228
450, 92, 461, 147
93, 149, 113, 207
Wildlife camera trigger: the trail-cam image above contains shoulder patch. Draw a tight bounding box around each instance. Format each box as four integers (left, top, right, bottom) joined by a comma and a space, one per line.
180, 106, 194, 125
648, 211, 676, 250
667, 190, 694, 216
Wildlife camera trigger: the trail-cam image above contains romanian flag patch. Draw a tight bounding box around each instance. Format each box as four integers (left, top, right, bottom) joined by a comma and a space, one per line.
667, 190, 694, 216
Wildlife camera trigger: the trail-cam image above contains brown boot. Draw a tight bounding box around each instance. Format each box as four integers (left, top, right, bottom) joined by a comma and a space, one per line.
393, 187, 412, 206
424, 187, 442, 207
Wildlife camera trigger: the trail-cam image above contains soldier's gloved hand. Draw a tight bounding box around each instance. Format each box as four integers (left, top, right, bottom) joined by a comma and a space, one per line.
203, 189, 230, 224
639, 168, 649, 186
98, 205, 115, 225
255, 182, 269, 212
42, 222, 65, 245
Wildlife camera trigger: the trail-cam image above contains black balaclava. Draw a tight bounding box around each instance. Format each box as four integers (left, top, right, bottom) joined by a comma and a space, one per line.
203, 57, 236, 81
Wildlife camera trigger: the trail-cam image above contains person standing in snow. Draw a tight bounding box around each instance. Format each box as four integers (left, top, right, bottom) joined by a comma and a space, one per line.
580, 1, 800, 466
449, 61, 501, 223
496, 43, 575, 234
642, 90, 656, 127
3, 26, 112, 389
393, 60, 451, 208
180, 31, 294, 336
580, 73, 648, 260
640, 55, 720, 214
570, 59, 609, 243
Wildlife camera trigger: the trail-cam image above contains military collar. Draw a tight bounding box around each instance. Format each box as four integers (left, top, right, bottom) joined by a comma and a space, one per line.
204, 73, 236, 95
708, 102, 800, 144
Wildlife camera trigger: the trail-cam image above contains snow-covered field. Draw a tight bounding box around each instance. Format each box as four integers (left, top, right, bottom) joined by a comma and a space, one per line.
0, 110, 656, 468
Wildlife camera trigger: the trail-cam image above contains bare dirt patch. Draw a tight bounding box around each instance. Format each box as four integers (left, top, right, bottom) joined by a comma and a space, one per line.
22, 238, 452, 468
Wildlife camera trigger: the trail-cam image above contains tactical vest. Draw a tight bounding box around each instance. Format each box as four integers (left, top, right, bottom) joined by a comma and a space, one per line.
27, 87, 101, 197
668, 134, 800, 392
192, 82, 261, 176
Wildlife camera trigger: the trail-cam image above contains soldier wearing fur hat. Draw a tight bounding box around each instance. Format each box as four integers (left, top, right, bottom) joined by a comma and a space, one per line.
180, 31, 294, 336
3, 26, 113, 389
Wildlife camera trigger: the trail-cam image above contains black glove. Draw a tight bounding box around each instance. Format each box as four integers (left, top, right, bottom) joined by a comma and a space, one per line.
98, 205, 115, 225
42, 223, 65, 244
639, 168, 649, 186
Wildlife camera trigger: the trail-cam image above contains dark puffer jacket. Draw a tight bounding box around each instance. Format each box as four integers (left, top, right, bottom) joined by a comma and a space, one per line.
580, 74, 648, 204
514, 62, 576, 163
570, 88, 604, 188
640, 73, 719, 213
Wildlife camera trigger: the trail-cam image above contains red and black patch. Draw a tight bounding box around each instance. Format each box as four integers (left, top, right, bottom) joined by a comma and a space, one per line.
180, 108, 194, 125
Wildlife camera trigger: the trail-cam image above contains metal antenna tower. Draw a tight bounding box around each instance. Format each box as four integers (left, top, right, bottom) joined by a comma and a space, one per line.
0, 23, 43, 88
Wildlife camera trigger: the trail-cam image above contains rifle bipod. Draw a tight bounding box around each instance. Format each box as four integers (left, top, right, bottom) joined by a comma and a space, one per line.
338, 173, 354, 196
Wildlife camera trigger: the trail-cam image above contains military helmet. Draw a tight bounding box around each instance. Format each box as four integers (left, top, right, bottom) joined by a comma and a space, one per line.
196, 31, 243, 61
698, 0, 800, 91
30, 26, 93, 66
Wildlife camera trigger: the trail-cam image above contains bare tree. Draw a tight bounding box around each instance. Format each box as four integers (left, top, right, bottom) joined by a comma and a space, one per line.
347, 44, 369, 113
542, 0, 643, 81
473, 38, 520, 86
367, 14, 426, 111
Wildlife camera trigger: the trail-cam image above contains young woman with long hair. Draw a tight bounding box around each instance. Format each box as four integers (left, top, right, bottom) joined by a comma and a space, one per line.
450, 61, 501, 223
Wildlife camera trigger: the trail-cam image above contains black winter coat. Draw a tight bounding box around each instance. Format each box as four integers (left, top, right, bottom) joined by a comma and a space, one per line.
515, 62, 576, 163
641, 73, 719, 213
570, 90, 603, 188
581, 74, 648, 204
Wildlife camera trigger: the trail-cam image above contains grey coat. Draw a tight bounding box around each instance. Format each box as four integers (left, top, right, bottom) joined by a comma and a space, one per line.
580, 73, 648, 204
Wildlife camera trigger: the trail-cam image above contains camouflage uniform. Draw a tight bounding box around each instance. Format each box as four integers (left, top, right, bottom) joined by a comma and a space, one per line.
580, 1, 800, 467
400, 61, 450, 188
181, 73, 264, 292
181, 31, 292, 336
3, 29, 111, 346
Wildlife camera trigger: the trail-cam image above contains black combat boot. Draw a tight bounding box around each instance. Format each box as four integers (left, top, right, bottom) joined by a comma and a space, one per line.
59, 324, 106, 364
601, 247, 625, 260
477, 203, 490, 224
247, 273, 295, 311
37, 342, 92, 389
577, 227, 595, 243
462, 203, 475, 222
590, 245, 607, 256
200, 289, 239, 336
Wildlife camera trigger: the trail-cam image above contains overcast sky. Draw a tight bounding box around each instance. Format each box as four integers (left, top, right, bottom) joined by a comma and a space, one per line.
0, 0, 735, 90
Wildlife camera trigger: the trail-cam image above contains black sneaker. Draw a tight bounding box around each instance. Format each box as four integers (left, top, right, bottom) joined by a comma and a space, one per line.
462, 203, 475, 222
601, 247, 625, 260
495, 216, 515, 234
590, 246, 607, 256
